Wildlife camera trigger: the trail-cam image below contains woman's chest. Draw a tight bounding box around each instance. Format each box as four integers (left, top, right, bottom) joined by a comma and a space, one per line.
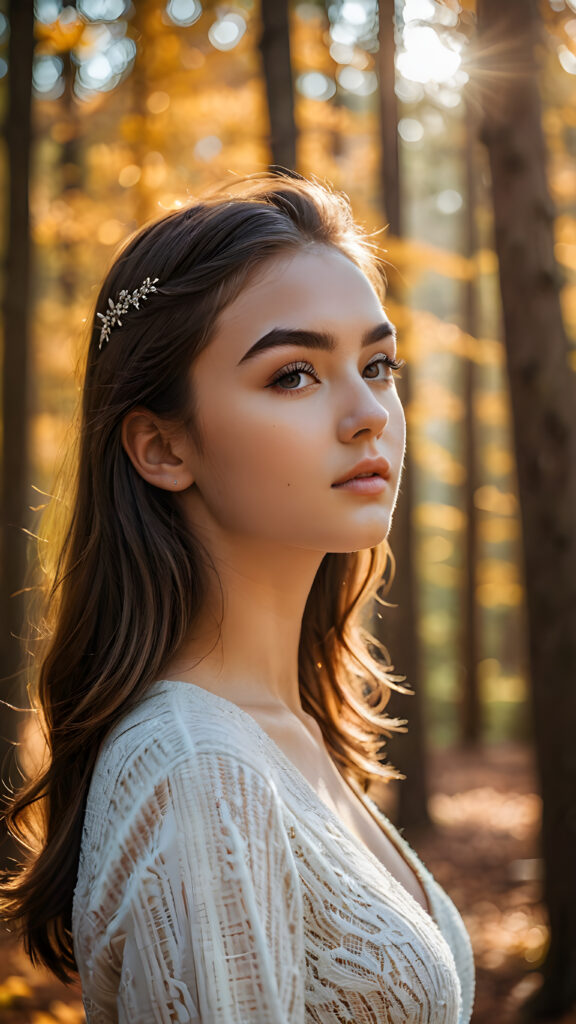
255, 735, 463, 1024
247, 708, 431, 916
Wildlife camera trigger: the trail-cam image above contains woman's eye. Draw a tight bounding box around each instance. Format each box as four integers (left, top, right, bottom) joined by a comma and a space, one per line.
267, 361, 318, 393
365, 354, 405, 381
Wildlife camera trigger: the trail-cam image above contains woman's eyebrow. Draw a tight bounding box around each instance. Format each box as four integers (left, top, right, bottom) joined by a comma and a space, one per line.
237, 321, 396, 366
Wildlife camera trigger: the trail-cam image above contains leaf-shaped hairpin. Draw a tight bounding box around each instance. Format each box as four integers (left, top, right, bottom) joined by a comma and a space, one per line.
97, 277, 160, 350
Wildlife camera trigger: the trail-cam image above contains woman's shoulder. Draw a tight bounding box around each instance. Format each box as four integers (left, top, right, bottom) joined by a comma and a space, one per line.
91, 678, 275, 802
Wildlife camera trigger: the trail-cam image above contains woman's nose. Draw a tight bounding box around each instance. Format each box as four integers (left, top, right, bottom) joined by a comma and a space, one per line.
336, 382, 391, 443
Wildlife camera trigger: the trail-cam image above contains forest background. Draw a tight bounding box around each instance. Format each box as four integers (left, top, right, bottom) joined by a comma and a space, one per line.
1, 0, 576, 1021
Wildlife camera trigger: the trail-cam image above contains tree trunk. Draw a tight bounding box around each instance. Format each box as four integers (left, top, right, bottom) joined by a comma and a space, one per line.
0, 0, 34, 868
459, 91, 482, 746
376, 0, 400, 238
373, 0, 430, 834
60, 41, 81, 297
478, 0, 576, 1015
259, 0, 296, 171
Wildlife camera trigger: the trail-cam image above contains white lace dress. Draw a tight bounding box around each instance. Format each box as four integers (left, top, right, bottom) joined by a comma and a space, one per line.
72, 679, 475, 1023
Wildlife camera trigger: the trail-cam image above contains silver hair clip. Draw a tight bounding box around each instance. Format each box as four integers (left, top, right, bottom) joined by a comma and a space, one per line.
97, 276, 160, 350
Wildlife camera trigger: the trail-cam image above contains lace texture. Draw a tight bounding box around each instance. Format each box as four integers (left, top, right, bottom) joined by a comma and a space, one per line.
73, 680, 475, 1023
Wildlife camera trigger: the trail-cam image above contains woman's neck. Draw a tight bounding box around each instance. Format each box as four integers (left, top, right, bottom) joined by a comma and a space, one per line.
161, 539, 324, 717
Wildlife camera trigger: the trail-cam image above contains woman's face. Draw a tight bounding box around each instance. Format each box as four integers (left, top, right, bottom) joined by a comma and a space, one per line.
181, 244, 406, 555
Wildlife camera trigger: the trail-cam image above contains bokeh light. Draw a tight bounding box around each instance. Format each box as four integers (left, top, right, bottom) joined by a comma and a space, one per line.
296, 71, 336, 101
437, 189, 463, 214
397, 25, 461, 84
166, 0, 202, 28
32, 55, 64, 98
336, 66, 377, 95
340, 1, 369, 27
403, 0, 436, 22
34, 0, 62, 24
398, 116, 424, 142
77, 0, 128, 20
208, 13, 246, 52
558, 44, 576, 74
194, 135, 223, 161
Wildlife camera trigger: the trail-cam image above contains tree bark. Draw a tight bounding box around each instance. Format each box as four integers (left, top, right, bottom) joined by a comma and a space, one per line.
259, 0, 297, 171
478, 0, 576, 1014
373, 0, 430, 834
460, 91, 482, 746
0, 0, 34, 867
60, 2, 81, 297
376, 0, 400, 238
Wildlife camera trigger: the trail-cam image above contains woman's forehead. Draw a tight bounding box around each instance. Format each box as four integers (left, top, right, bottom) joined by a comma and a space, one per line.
205, 247, 384, 360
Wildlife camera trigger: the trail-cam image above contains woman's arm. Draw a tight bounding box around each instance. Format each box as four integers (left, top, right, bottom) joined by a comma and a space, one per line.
76, 751, 305, 1023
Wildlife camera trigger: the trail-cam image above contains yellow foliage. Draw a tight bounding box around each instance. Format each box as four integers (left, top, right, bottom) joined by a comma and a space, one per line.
479, 659, 527, 702
120, 114, 147, 144
555, 241, 576, 270
543, 107, 564, 137
396, 308, 502, 365
410, 437, 466, 486
415, 502, 466, 532
50, 121, 76, 144
0, 975, 33, 1004
49, 1001, 86, 1023
411, 380, 465, 423
385, 237, 472, 282
556, 214, 576, 244
561, 283, 576, 335
475, 391, 510, 427
420, 562, 462, 588
419, 535, 455, 563
474, 485, 519, 516
421, 610, 453, 645
476, 582, 524, 608
477, 559, 521, 586
549, 159, 576, 202
399, 311, 467, 360
97, 219, 126, 245
35, 15, 84, 53
482, 444, 515, 477
291, 5, 330, 74
479, 517, 521, 544
31, 414, 71, 481
476, 248, 499, 275
477, 562, 524, 605
118, 164, 142, 188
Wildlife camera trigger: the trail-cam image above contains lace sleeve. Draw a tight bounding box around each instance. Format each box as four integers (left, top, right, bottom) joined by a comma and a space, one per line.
79, 751, 305, 1023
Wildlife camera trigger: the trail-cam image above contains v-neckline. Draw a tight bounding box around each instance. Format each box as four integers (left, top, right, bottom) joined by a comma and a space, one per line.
151, 677, 436, 925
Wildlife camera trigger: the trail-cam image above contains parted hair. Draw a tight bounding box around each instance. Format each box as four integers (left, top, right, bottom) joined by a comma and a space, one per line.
0, 172, 407, 982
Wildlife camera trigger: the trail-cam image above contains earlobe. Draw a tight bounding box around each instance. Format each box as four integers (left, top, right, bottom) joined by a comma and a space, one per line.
121, 408, 195, 492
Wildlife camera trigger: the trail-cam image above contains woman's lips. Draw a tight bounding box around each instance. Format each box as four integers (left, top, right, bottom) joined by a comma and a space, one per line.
331, 475, 387, 494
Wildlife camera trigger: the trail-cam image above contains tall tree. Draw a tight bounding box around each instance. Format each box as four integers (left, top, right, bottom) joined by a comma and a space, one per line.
0, 0, 35, 866
459, 89, 482, 745
259, 0, 296, 171
373, 0, 430, 833
60, 0, 82, 297
477, 0, 576, 1015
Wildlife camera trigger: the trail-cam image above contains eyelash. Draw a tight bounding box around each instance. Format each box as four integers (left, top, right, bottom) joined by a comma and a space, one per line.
267, 354, 406, 395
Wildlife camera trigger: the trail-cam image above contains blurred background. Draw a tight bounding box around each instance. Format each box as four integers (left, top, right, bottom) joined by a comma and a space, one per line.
1, 0, 576, 1021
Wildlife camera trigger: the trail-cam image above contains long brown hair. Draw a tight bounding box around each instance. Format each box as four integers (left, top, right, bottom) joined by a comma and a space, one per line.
0, 172, 407, 982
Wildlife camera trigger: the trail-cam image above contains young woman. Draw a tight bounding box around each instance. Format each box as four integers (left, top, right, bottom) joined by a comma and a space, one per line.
1, 173, 474, 1022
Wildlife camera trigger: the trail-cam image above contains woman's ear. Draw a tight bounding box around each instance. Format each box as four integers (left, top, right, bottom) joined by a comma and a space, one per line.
121, 408, 195, 492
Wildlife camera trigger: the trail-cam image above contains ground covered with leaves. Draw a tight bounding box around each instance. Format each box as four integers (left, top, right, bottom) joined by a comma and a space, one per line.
0, 742, 574, 1024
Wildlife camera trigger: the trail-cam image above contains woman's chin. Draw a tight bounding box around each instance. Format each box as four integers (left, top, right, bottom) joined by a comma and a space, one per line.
326, 522, 392, 554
